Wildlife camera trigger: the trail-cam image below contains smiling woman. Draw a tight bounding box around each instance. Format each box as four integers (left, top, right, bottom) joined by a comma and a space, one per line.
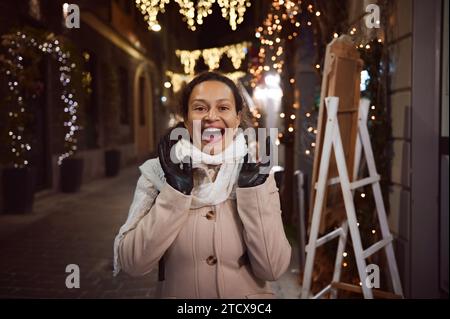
181, 72, 251, 155
113, 71, 292, 299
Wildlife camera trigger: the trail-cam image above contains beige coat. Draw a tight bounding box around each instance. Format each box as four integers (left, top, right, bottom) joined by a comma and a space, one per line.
117, 162, 292, 299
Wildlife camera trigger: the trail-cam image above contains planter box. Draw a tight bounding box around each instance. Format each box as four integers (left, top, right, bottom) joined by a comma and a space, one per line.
60, 157, 84, 193
104, 149, 121, 177
2, 167, 35, 214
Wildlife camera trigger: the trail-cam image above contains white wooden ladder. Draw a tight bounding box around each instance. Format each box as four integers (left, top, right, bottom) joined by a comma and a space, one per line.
300, 97, 404, 299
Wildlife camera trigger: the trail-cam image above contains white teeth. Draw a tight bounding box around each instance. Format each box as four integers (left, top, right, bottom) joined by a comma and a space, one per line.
203, 128, 221, 134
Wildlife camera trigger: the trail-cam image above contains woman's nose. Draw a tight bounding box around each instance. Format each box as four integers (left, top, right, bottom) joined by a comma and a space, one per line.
205, 108, 218, 120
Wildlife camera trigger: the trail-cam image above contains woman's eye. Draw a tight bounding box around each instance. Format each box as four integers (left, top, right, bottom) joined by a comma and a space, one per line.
219, 106, 230, 111
193, 106, 207, 112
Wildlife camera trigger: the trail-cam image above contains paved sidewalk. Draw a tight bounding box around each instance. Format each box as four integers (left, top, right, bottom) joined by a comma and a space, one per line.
0, 165, 301, 299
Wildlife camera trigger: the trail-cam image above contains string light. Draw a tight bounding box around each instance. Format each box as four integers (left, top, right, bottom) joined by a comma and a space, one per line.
175, 42, 249, 75
135, 0, 251, 31
166, 70, 246, 92
1, 30, 81, 167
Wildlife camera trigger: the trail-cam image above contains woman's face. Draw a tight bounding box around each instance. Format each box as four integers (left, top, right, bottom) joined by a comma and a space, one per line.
185, 80, 241, 155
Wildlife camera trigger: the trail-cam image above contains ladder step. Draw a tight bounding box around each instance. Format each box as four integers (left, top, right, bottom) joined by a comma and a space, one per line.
350, 175, 380, 190
313, 284, 332, 299
307, 228, 344, 250
314, 176, 340, 189
330, 282, 402, 299
314, 175, 380, 190
362, 235, 393, 259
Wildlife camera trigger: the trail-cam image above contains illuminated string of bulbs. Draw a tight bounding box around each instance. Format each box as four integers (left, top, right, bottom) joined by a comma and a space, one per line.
1, 31, 81, 167
176, 42, 250, 75
135, 0, 251, 31
166, 70, 246, 92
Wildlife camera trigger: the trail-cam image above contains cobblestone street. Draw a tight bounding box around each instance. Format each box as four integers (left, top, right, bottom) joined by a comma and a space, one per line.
0, 165, 301, 299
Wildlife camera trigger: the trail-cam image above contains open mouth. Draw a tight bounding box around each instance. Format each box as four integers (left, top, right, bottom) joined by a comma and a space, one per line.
202, 127, 225, 144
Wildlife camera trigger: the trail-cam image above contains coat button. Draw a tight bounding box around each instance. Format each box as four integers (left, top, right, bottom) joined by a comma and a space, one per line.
206, 255, 217, 265
206, 210, 215, 220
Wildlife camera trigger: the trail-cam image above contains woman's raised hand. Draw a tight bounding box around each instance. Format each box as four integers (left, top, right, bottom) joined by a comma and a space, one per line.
238, 136, 273, 188
158, 130, 193, 195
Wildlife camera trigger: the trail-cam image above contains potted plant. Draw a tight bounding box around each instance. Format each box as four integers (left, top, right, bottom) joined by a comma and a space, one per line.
0, 30, 44, 213
102, 66, 121, 177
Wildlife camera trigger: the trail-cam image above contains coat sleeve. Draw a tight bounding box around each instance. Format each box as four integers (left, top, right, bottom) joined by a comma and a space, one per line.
117, 175, 192, 277
236, 173, 292, 281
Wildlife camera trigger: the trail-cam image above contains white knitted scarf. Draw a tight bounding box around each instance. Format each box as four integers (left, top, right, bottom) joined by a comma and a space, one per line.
140, 132, 248, 208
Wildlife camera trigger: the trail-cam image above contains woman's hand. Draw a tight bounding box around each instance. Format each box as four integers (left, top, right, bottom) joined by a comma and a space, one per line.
158, 131, 193, 195
238, 136, 273, 188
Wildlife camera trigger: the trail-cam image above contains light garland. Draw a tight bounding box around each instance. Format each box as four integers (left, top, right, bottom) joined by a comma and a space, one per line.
135, 0, 251, 31
166, 70, 246, 92
250, 0, 311, 87
176, 41, 250, 75
0, 30, 82, 167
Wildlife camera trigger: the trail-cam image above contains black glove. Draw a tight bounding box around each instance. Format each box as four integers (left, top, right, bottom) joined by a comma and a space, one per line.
158, 130, 193, 195
238, 136, 273, 188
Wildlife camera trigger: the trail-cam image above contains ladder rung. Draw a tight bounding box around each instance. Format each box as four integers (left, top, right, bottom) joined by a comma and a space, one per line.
313, 284, 332, 299
350, 175, 380, 190
330, 282, 402, 299
362, 235, 393, 259
314, 227, 344, 248
314, 176, 340, 189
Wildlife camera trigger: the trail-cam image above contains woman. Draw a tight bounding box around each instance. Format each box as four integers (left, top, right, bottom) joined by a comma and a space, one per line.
113, 72, 292, 299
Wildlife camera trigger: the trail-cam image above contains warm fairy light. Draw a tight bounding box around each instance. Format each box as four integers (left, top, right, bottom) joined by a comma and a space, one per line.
166, 70, 246, 92
1, 31, 81, 167
135, 0, 251, 31
164, 81, 172, 88
315, 64, 320, 69
311, 142, 315, 147
371, 115, 376, 120
315, 11, 321, 16
290, 78, 295, 84
371, 105, 376, 110
333, 32, 339, 38
305, 149, 310, 155
343, 252, 348, 257
288, 127, 294, 132
290, 114, 296, 120
343, 262, 348, 267
361, 193, 366, 198
151, 24, 161, 32
280, 112, 285, 118
176, 42, 249, 74
305, 112, 311, 117
372, 229, 376, 234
